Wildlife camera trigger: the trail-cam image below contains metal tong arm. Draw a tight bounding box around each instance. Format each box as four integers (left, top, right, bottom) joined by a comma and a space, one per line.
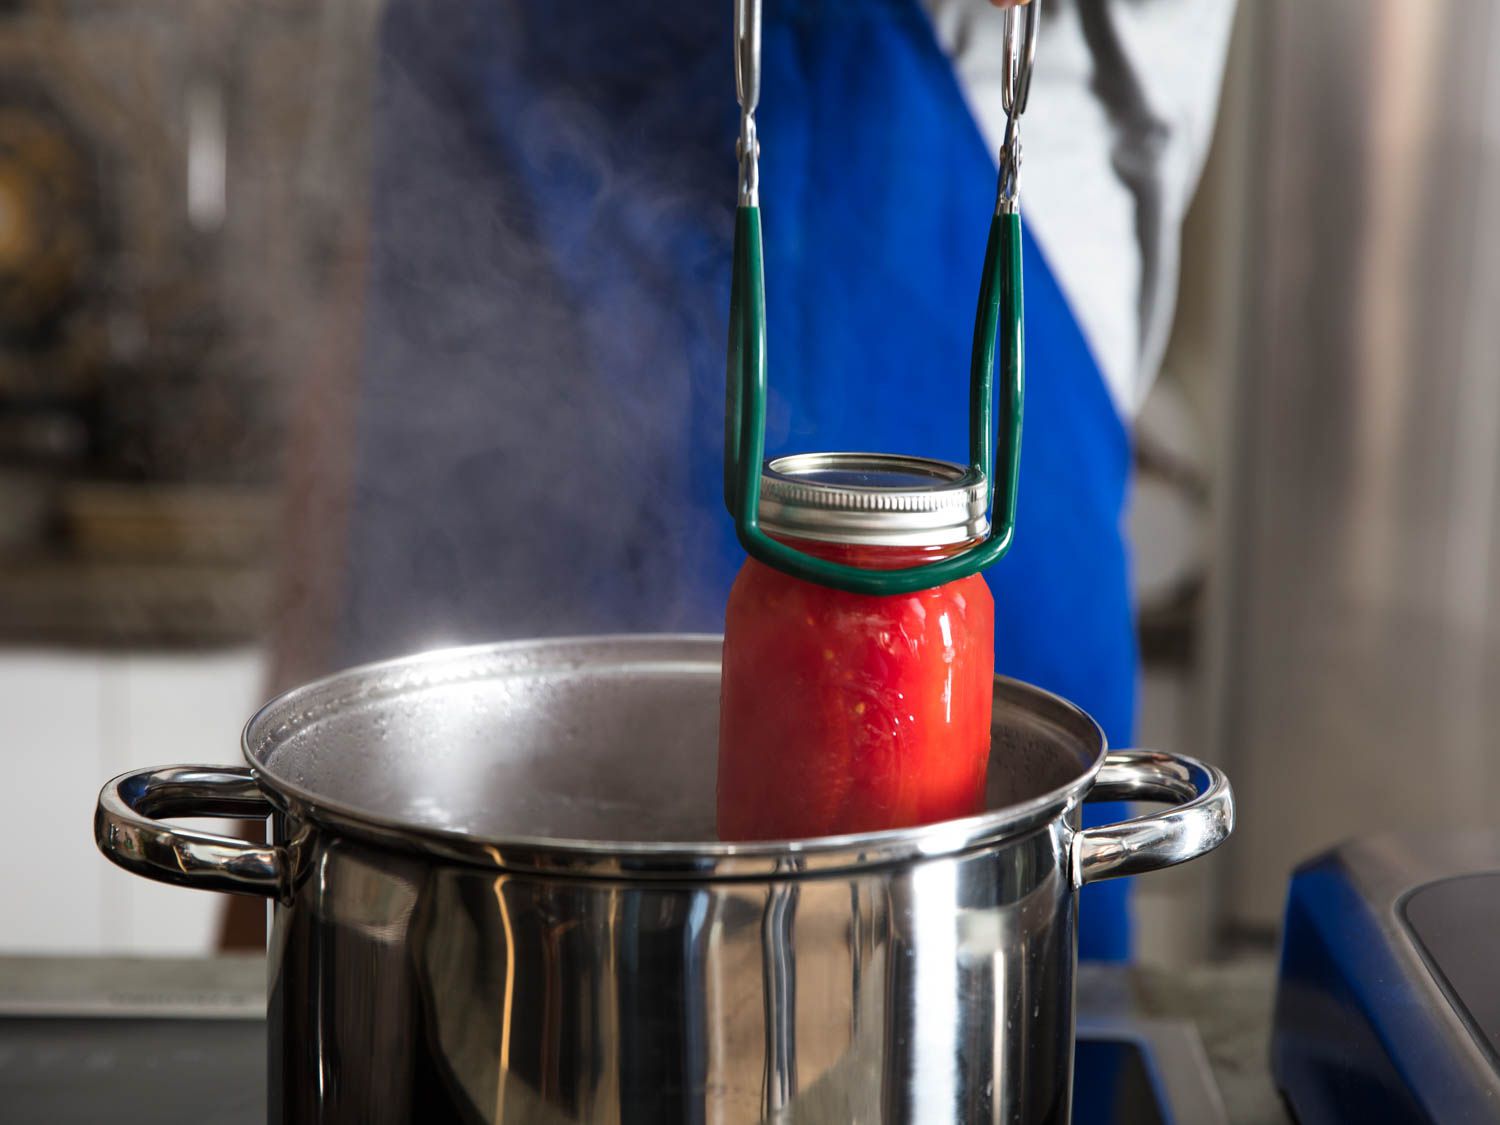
734, 0, 761, 207
725, 0, 1037, 596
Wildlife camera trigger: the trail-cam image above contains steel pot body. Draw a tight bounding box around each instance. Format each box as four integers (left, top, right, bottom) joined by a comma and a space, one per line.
96, 635, 1232, 1124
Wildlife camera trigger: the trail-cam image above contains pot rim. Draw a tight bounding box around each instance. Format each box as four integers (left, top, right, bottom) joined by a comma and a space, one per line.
242, 634, 1108, 880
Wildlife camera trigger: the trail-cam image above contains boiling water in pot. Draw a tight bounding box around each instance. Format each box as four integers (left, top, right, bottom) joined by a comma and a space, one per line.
252, 640, 1088, 848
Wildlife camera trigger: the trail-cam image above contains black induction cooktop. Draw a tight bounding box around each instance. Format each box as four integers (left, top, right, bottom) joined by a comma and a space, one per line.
0, 972, 1224, 1122
0, 1012, 1221, 1124
1402, 871, 1500, 1067
2, 1015, 263, 1122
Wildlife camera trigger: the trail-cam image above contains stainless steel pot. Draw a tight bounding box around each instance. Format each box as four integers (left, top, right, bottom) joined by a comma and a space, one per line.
95, 635, 1232, 1124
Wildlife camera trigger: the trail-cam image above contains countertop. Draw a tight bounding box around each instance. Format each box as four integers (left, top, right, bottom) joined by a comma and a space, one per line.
1078, 958, 1290, 1125
0, 953, 1288, 1123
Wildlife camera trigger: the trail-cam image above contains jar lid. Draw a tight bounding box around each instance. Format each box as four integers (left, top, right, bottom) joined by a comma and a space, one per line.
757, 452, 990, 548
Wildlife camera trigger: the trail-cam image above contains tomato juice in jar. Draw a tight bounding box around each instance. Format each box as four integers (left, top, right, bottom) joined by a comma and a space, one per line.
717, 453, 995, 841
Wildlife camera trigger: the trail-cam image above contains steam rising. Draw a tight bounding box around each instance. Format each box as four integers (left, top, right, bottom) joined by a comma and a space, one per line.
323, 2, 745, 668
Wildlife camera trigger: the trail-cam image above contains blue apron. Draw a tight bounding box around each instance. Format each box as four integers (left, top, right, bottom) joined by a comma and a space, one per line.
345, 0, 1136, 961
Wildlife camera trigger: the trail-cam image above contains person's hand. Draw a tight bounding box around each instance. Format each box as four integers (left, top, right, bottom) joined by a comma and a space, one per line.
989, 0, 1031, 6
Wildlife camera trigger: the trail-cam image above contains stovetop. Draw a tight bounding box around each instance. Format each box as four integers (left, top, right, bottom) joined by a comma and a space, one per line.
0, 1017, 1217, 1124
4, 1014, 262, 1122
0, 959, 1230, 1124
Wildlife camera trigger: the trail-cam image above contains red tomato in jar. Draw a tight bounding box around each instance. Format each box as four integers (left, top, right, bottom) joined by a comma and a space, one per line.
717, 538, 994, 841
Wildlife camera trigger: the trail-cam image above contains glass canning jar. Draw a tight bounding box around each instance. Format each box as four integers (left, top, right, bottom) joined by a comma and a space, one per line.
718, 454, 994, 841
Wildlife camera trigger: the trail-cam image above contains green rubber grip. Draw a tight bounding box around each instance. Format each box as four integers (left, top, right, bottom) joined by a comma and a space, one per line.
725, 205, 1024, 596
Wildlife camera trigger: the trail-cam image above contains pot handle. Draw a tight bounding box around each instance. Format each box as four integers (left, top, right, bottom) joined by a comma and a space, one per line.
95, 765, 290, 900
1073, 750, 1234, 885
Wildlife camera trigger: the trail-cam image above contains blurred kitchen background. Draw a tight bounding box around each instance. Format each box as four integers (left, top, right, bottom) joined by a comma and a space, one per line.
5, 0, 1499, 963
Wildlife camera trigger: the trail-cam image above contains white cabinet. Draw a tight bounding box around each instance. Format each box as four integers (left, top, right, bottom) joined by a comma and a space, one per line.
0, 648, 266, 954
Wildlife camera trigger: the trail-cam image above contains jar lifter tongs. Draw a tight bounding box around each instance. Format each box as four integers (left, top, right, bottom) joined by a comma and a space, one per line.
724, 0, 1039, 595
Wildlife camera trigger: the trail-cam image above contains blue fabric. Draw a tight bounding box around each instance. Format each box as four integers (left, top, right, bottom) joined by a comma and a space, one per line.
347, 0, 1136, 959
